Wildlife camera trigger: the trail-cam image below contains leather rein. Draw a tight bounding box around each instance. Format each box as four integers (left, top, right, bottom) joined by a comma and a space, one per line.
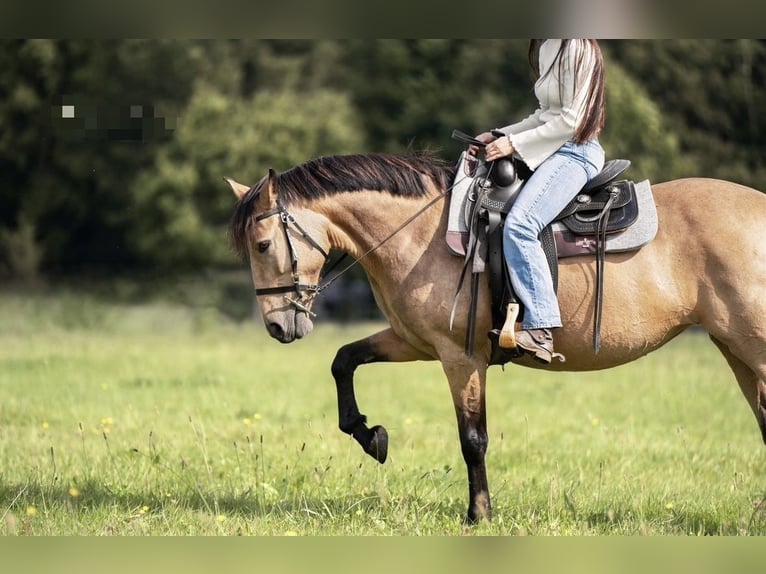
250, 134, 486, 317
250, 172, 465, 317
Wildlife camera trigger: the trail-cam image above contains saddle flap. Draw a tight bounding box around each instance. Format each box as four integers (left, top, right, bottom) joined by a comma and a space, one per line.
557, 179, 634, 218
479, 179, 524, 214
558, 180, 638, 235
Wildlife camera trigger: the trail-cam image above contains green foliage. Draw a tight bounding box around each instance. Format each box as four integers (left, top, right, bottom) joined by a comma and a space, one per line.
342, 39, 532, 155
599, 62, 693, 182
130, 85, 364, 267
0, 40, 198, 273
606, 39, 766, 188
0, 40, 763, 277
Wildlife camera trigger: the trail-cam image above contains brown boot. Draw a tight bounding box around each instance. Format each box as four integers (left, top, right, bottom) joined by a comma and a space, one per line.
514, 328, 566, 364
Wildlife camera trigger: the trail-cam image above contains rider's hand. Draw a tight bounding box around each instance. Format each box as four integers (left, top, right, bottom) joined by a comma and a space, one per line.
467, 132, 497, 156
485, 135, 514, 162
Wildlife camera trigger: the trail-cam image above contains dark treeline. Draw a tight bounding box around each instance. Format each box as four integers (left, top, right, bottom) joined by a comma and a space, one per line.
1, 39, 764, 281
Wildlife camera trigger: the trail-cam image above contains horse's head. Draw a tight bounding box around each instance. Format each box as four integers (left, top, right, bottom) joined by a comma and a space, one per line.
226, 170, 330, 343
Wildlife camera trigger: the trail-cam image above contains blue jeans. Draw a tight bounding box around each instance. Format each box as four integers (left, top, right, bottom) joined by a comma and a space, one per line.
503, 140, 605, 329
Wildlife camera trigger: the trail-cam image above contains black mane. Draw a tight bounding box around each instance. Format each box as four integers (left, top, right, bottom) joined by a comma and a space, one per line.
229, 153, 454, 257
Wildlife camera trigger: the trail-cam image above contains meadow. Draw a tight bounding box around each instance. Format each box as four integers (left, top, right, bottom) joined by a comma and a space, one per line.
1, 288, 764, 535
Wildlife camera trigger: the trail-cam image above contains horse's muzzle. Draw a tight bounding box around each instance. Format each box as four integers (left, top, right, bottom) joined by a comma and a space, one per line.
265, 310, 313, 343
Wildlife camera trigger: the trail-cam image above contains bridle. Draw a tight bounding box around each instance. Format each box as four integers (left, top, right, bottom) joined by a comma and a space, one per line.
250, 191, 450, 318
249, 148, 477, 317
253, 202, 329, 317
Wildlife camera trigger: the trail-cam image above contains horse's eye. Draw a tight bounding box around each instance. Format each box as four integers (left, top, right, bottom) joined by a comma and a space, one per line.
257, 240, 272, 253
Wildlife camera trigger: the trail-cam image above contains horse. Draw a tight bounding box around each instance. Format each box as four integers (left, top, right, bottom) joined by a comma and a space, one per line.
225, 152, 766, 523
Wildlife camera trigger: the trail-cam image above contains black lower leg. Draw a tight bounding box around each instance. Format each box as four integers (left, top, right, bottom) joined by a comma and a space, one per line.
459, 417, 491, 523
332, 340, 389, 463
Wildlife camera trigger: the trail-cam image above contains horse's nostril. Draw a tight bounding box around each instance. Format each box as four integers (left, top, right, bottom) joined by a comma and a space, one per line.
267, 322, 284, 339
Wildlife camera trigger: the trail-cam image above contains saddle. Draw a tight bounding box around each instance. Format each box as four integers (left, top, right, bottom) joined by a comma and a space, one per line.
447, 130, 657, 365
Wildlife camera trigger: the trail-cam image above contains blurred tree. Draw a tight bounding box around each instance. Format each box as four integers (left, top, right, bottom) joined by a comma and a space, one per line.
599, 60, 692, 183
1, 39, 763, 283
341, 39, 691, 184
0, 40, 198, 275
130, 84, 365, 267
341, 39, 532, 156
605, 39, 766, 189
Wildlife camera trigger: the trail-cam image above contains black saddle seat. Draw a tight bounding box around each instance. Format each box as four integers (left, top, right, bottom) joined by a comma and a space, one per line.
583, 159, 631, 193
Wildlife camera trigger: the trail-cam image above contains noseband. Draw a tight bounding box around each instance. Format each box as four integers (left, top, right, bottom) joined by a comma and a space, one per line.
253, 203, 329, 316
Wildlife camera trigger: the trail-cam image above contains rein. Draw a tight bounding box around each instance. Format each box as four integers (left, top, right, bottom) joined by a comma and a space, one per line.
253, 133, 491, 317
253, 172, 471, 317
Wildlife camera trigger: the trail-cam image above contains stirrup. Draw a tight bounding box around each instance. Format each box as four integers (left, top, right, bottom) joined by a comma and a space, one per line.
498, 303, 519, 349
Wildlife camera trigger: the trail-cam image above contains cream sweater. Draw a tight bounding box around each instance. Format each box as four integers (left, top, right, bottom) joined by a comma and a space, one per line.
497, 39, 598, 170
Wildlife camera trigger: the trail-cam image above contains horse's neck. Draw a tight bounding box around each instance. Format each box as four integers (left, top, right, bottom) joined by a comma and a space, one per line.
312, 190, 445, 274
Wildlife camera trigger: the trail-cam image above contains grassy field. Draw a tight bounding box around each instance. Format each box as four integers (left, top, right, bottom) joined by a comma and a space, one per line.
1, 288, 765, 535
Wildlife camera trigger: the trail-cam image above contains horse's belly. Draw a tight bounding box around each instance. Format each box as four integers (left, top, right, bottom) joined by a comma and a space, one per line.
544, 249, 693, 371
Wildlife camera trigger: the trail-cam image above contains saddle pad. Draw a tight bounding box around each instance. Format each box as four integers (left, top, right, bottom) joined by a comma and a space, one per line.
447, 152, 487, 255
448, 152, 483, 234
553, 179, 657, 258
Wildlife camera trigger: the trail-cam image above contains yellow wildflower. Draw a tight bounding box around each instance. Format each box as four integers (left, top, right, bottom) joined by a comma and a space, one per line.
69, 487, 80, 498
26, 506, 37, 516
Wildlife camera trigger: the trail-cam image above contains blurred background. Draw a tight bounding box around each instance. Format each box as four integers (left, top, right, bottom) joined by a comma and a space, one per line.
1, 39, 764, 322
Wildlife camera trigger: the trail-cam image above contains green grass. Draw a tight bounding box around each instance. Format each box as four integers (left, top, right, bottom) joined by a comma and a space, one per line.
1, 288, 765, 535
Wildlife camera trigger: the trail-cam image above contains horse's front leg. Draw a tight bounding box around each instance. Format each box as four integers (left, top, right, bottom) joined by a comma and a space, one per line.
331, 327, 430, 463
442, 356, 491, 523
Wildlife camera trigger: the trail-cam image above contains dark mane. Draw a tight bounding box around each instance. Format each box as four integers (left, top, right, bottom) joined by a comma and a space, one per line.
229, 153, 454, 257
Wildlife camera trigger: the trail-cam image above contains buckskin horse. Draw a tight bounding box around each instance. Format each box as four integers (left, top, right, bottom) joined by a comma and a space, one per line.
226, 152, 766, 523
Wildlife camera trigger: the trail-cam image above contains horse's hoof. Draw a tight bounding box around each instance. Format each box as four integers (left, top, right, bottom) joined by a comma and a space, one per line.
365, 425, 388, 463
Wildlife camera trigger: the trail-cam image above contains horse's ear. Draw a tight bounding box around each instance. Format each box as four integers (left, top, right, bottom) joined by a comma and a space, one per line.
262, 168, 279, 209
223, 176, 250, 199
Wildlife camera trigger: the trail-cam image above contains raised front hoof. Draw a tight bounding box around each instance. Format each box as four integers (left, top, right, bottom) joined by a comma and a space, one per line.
364, 425, 388, 463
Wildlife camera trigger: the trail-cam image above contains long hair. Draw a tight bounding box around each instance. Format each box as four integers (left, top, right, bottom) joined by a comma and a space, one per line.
528, 39, 606, 144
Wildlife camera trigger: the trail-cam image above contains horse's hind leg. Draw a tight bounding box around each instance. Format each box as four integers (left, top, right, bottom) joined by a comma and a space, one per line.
710, 336, 766, 444
331, 328, 431, 463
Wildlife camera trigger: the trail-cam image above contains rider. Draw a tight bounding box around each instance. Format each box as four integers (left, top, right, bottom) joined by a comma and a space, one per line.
469, 39, 606, 363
